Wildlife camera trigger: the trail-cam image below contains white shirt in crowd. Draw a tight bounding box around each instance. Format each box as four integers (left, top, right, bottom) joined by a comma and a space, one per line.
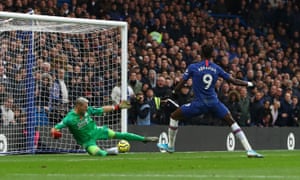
1, 105, 15, 126
111, 85, 135, 104
59, 79, 69, 104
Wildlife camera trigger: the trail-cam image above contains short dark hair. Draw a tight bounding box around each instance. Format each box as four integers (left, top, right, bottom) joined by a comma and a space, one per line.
202, 44, 214, 59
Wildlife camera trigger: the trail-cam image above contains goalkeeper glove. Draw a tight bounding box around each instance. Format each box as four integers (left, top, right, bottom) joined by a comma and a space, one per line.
51, 128, 62, 139
113, 100, 131, 111
119, 100, 131, 109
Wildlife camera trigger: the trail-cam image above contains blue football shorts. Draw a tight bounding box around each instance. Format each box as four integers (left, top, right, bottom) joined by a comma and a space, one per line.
180, 99, 229, 119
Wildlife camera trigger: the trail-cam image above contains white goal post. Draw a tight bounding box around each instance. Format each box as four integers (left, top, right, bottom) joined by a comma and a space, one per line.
0, 11, 128, 154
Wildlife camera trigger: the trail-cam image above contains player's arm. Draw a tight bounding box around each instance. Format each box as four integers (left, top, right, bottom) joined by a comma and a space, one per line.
217, 65, 253, 87
109, 100, 132, 112
51, 123, 64, 139
174, 64, 191, 94
227, 75, 254, 87
54, 120, 67, 130
92, 100, 132, 115
50, 128, 62, 138
50, 120, 67, 138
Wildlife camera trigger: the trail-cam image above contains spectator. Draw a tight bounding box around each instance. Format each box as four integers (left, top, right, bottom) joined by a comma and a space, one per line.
238, 87, 251, 126
218, 82, 230, 104
94, 83, 109, 108
176, 83, 193, 106
41, 62, 52, 76
153, 75, 172, 98
68, 65, 83, 106
35, 73, 52, 126
35, 73, 52, 107
49, 68, 69, 124
274, 87, 284, 102
134, 92, 151, 125
270, 99, 281, 126
148, 69, 157, 89
10, 70, 26, 106
145, 88, 162, 125
0, 96, 15, 126
0, 83, 7, 105
128, 71, 142, 94
226, 90, 242, 126
291, 95, 300, 127
0, 65, 9, 85
260, 100, 273, 127
276, 92, 293, 126
111, 81, 135, 105
212, 0, 228, 14
247, 2, 265, 30
250, 91, 264, 126
86, 0, 100, 17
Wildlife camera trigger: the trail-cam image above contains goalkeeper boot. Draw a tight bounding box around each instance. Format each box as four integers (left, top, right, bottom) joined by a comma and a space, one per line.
157, 143, 175, 153
247, 150, 264, 158
106, 147, 119, 156
143, 136, 159, 143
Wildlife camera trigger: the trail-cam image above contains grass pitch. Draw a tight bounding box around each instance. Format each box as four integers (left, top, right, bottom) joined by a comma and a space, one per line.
0, 150, 299, 180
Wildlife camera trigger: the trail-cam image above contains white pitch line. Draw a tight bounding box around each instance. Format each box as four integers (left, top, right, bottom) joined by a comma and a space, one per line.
10, 173, 300, 179
0, 155, 243, 162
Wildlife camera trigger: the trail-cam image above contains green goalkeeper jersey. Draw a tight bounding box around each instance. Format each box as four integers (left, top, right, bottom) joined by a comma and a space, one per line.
54, 107, 104, 145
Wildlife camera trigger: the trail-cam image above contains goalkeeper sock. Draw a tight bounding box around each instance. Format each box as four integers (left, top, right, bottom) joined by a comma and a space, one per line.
97, 150, 108, 156
115, 132, 145, 141
168, 118, 178, 148
231, 122, 252, 151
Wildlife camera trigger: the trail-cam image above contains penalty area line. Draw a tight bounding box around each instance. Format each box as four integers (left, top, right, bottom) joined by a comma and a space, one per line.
11, 173, 300, 179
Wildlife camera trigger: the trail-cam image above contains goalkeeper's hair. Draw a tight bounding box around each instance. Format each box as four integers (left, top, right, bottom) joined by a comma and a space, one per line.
75, 97, 89, 106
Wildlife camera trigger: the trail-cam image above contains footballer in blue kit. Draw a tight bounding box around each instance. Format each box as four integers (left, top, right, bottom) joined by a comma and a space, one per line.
157, 44, 263, 158
180, 59, 231, 119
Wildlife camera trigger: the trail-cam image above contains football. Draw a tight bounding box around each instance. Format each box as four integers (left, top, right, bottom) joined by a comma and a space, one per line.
117, 140, 130, 153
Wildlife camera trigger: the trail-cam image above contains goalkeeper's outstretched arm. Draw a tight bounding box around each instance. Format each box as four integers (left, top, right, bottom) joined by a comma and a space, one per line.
50, 127, 62, 139
103, 100, 132, 112
50, 119, 67, 138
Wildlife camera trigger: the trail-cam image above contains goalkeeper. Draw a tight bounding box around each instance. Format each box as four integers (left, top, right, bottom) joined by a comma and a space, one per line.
51, 97, 158, 156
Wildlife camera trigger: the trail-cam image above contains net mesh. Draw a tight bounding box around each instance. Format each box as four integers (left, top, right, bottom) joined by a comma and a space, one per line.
0, 16, 123, 154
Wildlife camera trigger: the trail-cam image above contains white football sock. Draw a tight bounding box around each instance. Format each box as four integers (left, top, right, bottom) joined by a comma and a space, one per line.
168, 118, 178, 148
106, 147, 119, 155
231, 122, 252, 151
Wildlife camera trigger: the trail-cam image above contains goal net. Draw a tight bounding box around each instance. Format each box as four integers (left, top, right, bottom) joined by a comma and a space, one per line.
0, 12, 128, 154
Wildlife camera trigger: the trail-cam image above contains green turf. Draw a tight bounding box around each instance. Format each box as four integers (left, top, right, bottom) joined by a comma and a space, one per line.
0, 150, 299, 180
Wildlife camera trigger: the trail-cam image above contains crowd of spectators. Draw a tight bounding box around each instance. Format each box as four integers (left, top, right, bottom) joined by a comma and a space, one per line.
0, 0, 299, 128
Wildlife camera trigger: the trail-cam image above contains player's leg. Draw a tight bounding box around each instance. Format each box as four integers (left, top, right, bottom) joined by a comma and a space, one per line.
95, 125, 156, 142
223, 113, 252, 150
158, 101, 200, 152
85, 142, 118, 156
108, 129, 158, 142
218, 103, 263, 158
167, 107, 183, 151
86, 145, 108, 156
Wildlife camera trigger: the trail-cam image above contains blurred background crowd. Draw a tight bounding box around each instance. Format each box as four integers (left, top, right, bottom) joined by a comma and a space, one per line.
0, 0, 299, 128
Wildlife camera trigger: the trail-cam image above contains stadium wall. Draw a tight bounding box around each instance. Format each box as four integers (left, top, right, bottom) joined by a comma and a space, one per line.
128, 125, 300, 152
0, 125, 299, 153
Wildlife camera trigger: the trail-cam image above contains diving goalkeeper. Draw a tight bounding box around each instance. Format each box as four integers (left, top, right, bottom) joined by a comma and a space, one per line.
51, 97, 158, 156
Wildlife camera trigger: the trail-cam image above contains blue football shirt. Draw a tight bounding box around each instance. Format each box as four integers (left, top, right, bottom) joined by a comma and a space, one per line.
182, 60, 230, 102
